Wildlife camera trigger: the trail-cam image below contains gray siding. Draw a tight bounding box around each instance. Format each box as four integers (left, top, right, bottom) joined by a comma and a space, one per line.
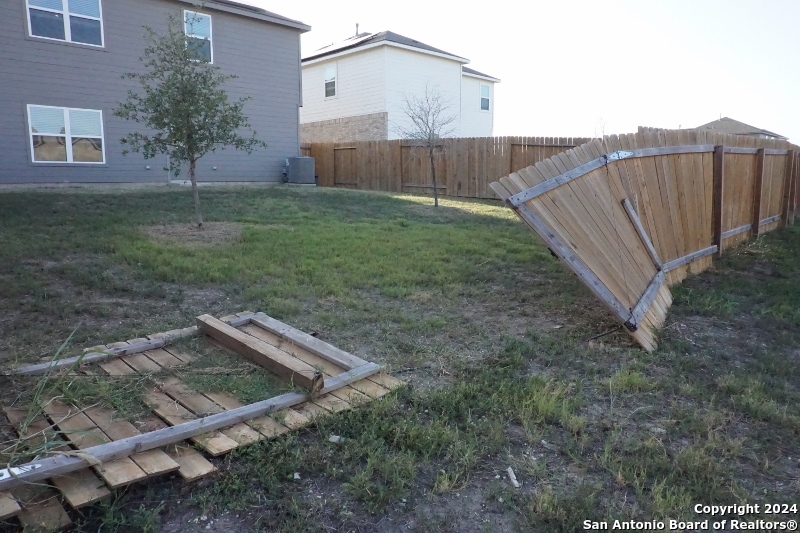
0, 0, 303, 184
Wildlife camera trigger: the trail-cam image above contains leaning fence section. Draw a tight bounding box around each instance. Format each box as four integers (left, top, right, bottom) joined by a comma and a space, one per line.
491, 129, 799, 352
307, 136, 593, 199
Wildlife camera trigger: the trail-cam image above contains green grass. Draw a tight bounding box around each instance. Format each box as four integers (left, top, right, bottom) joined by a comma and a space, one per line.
0, 186, 798, 532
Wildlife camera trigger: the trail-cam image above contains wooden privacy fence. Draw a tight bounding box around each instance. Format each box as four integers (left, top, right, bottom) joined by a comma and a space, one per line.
307, 137, 593, 199
491, 129, 799, 352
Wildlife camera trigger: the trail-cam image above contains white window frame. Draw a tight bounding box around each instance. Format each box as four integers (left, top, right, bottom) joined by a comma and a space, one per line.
25, 0, 105, 47
184, 10, 213, 64
324, 63, 337, 98
480, 83, 491, 112
27, 104, 106, 165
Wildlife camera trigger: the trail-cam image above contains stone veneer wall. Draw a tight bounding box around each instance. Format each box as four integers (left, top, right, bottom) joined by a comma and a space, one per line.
300, 112, 388, 143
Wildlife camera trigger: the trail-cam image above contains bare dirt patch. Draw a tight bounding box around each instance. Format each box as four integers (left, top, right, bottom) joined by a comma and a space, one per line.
141, 222, 242, 246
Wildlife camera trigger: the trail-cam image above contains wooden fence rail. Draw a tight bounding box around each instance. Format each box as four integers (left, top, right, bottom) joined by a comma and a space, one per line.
305, 137, 593, 199
491, 129, 800, 352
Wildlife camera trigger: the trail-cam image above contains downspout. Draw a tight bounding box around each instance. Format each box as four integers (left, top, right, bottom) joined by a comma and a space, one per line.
297, 32, 303, 155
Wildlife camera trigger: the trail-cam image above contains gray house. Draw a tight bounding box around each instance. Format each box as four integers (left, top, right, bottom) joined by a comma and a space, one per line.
0, 0, 310, 184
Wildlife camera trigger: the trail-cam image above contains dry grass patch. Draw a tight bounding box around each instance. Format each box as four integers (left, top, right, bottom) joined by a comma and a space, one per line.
141, 221, 242, 246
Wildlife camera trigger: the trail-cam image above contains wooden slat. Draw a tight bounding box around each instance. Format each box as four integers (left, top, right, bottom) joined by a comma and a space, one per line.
239, 324, 392, 399
13, 485, 72, 531
507, 145, 715, 206
196, 314, 324, 392
143, 390, 240, 456
0, 364, 382, 491
272, 408, 311, 430
161, 347, 196, 364
3, 407, 110, 509
99, 357, 136, 376
82, 406, 180, 478
248, 314, 370, 370
0, 492, 20, 520
164, 443, 217, 482
135, 414, 216, 482
40, 397, 149, 488
512, 203, 632, 325
156, 377, 262, 446
142, 348, 186, 368
123, 353, 163, 374
203, 392, 292, 439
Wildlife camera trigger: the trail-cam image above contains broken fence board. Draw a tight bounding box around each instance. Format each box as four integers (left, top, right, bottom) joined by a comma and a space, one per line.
249, 314, 370, 371
0, 363, 382, 491
628, 270, 666, 329
508, 145, 715, 205
239, 323, 391, 399
7, 314, 257, 376
0, 492, 20, 520
13, 485, 72, 531
40, 396, 149, 489
82, 406, 180, 478
513, 203, 632, 324
197, 314, 324, 393
143, 390, 240, 457
3, 407, 111, 509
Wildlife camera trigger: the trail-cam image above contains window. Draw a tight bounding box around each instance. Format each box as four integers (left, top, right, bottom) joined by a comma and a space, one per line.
480, 84, 490, 111
184, 10, 213, 63
324, 64, 336, 98
26, 0, 104, 46
28, 105, 105, 164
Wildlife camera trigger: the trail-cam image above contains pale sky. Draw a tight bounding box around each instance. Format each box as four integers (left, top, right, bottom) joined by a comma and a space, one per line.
250, 0, 800, 142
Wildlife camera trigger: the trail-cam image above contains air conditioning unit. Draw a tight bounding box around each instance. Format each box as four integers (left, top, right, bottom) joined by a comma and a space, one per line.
286, 156, 315, 184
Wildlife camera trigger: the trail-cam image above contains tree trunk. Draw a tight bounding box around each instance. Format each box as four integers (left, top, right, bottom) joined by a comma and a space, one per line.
429, 147, 439, 207
190, 159, 204, 227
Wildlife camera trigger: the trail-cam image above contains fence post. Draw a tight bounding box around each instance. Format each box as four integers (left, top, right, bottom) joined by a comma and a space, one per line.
712, 145, 725, 256
781, 149, 795, 227
751, 148, 765, 238
794, 154, 800, 225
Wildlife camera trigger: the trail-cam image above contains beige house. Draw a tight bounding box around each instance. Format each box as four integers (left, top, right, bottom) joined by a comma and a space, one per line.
300, 31, 499, 143
694, 117, 787, 141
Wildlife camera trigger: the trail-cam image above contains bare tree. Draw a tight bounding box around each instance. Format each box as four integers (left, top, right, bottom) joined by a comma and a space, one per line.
395, 85, 457, 207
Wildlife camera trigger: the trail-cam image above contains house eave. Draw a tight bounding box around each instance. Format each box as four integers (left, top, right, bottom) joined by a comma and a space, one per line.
174, 0, 311, 32
462, 72, 500, 83
302, 40, 468, 66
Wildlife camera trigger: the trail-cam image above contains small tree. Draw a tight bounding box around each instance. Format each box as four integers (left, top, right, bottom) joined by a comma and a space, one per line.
115, 11, 266, 227
395, 85, 457, 207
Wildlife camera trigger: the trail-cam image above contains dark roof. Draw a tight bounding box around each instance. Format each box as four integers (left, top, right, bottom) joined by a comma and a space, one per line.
462, 66, 500, 82
303, 30, 466, 62
175, 0, 310, 32
694, 117, 787, 140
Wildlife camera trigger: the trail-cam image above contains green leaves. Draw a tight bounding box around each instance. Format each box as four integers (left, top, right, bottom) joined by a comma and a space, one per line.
113, 13, 266, 178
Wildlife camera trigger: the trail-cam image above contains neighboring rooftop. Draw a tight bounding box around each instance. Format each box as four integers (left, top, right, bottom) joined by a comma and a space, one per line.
175, 0, 310, 32
303, 30, 468, 63
462, 66, 500, 83
694, 117, 787, 140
